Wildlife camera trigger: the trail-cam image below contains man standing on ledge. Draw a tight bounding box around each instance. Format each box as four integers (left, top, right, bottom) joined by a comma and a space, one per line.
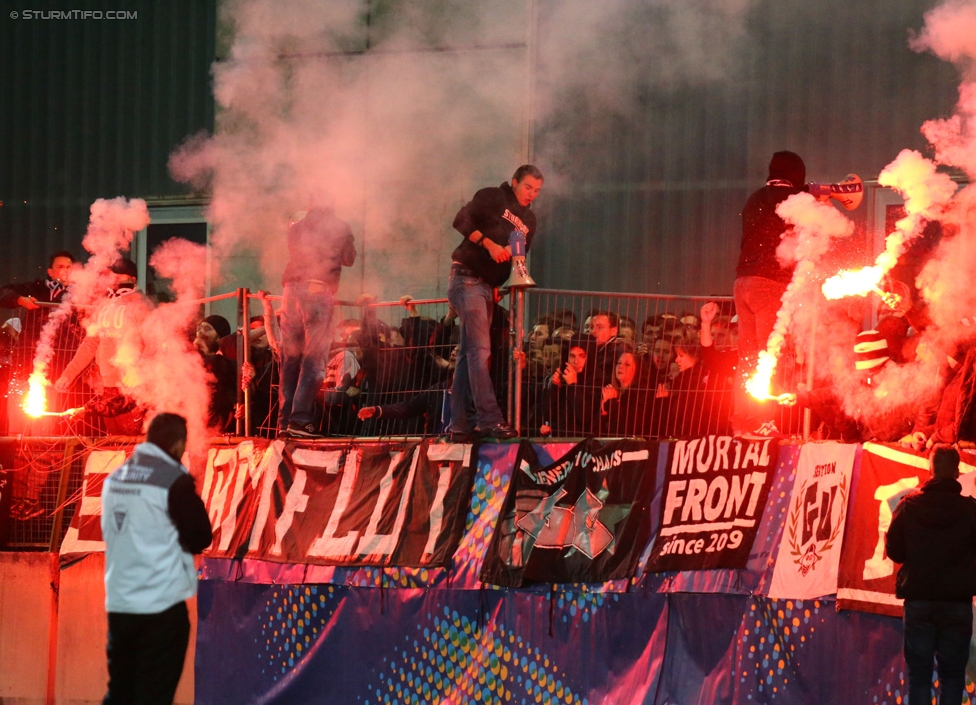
278, 198, 357, 438
886, 445, 976, 705
733, 150, 805, 435
101, 412, 213, 704
449, 165, 543, 440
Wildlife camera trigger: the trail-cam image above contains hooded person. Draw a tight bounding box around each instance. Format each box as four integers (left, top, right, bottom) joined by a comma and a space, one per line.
538, 334, 597, 437
732, 151, 806, 436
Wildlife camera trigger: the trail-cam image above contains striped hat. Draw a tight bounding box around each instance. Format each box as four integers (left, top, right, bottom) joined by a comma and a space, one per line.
854, 330, 890, 370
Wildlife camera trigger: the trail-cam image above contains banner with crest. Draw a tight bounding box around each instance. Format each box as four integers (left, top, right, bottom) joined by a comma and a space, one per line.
768, 443, 856, 599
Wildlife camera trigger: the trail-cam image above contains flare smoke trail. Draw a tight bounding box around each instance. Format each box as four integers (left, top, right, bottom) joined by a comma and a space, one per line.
910, 0, 976, 342
29, 199, 217, 465
135, 239, 213, 465
745, 192, 854, 399
29, 198, 150, 393
797, 0, 976, 430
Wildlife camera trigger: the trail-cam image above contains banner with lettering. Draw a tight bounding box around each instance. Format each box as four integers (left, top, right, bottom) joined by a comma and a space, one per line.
836, 443, 928, 616
200, 440, 270, 560
644, 435, 777, 572
236, 441, 475, 567
479, 439, 656, 587
60, 449, 128, 557
768, 443, 856, 599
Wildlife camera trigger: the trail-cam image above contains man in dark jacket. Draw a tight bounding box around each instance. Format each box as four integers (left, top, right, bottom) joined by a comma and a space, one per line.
277, 202, 356, 438
0, 250, 82, 431
448, 165, 542, 440
732, 151, 805, 435
886, 445, 976, 705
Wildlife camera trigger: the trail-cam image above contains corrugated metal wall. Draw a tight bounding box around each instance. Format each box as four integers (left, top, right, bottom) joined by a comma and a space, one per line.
0, 0, 961, 298
530, 0, 961, 295
0, 1, 215, 286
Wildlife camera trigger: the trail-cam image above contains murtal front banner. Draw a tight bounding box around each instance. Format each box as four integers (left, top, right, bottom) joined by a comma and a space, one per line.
645, 435, 777, 572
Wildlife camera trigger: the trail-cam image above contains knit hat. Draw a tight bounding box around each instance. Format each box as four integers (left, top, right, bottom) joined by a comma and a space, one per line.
202, 314, 231, 340
109, 258, 138, 279
854, 330, 890, 370
767, 151, 806, 189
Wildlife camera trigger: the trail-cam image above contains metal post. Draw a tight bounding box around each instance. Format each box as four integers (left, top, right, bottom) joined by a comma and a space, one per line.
507, 289, 516, 426
803, 305, 817, 442
513, 288, 526, 435
242, 288, 253, 438
235, 288, 248, 437
47, 439, 79, 552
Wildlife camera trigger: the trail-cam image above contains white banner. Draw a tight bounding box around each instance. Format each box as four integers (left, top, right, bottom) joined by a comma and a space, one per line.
768, 442, 856, 600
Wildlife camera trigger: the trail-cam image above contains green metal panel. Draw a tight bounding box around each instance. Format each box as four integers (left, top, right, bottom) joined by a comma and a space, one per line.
0, 1, 216, 286
530, 0, 961, 295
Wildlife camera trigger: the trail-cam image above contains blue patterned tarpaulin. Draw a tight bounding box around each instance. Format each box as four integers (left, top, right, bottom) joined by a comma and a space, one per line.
194, 441, 976, 704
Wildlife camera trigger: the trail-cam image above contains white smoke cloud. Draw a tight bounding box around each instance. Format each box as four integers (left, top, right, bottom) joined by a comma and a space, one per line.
133, 239, 214, 464
170, 0, 762, 300
30, 198, 150, 388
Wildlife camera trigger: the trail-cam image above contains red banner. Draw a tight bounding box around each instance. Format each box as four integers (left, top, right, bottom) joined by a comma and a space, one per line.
836, 443, 928, 616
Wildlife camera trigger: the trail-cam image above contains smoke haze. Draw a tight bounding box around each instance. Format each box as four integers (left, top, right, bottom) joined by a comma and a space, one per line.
170, 0, 763, 300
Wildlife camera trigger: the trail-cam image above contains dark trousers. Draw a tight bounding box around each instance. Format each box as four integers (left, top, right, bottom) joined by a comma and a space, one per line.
104, 601, 190, 705
903, 599, 973, 705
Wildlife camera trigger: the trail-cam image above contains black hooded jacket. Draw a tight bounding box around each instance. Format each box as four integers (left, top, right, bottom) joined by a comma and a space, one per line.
451, 182, 537, 287
885, 476, 976, 602
736, 151, 807, 283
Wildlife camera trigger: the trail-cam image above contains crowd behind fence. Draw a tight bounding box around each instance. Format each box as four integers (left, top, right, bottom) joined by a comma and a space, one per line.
1, 286, 807, 443
0, 286, 812, 549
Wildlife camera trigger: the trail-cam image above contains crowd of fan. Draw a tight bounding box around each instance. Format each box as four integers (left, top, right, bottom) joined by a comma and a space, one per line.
247, 296, 744, 440
5, 252, 971, 448
0, 261, 743, 441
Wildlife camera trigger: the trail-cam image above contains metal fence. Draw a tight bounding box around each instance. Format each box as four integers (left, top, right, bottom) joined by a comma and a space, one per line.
0, 285, 807, 548
0, 437, 89, 550
1, 286, 804, 442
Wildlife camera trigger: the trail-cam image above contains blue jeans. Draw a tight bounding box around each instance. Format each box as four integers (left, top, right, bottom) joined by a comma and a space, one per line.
903, 600, 973, 705
277, 282, 335, 429
732, 275, 788, 432
448, 272, 505, 432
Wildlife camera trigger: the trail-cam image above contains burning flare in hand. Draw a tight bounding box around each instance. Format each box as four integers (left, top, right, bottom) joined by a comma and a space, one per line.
746, 351, 777, 401
821, 266, 901, 310
23, 371, 49, 418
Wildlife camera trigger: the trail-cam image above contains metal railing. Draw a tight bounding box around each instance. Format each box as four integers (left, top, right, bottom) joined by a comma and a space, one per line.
1, 286, 803, 441
0, 285, 807, 548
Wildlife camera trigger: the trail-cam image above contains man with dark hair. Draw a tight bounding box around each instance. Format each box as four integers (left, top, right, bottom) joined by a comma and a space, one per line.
0, 250, 81, 432
733, 151, 806, 435
448, 165, 543, 440
886, 445, 976, 705
101, 412, 213, 704
278, 199, 357, 438
586, 310, 627, 388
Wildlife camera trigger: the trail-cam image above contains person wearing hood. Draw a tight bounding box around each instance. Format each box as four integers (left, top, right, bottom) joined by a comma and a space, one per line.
447, 164, 543, 441
100, 412, 212, 704
732, 151, 806, 436
886, 445, 976, 705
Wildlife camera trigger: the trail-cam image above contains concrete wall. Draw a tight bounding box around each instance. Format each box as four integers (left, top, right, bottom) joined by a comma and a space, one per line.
0, 552, 196, 704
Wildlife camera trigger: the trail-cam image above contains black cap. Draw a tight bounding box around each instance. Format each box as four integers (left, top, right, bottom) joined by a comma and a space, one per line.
768, 151, 806, 189
202, 315, 232, 340
109, 258, 138, 279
